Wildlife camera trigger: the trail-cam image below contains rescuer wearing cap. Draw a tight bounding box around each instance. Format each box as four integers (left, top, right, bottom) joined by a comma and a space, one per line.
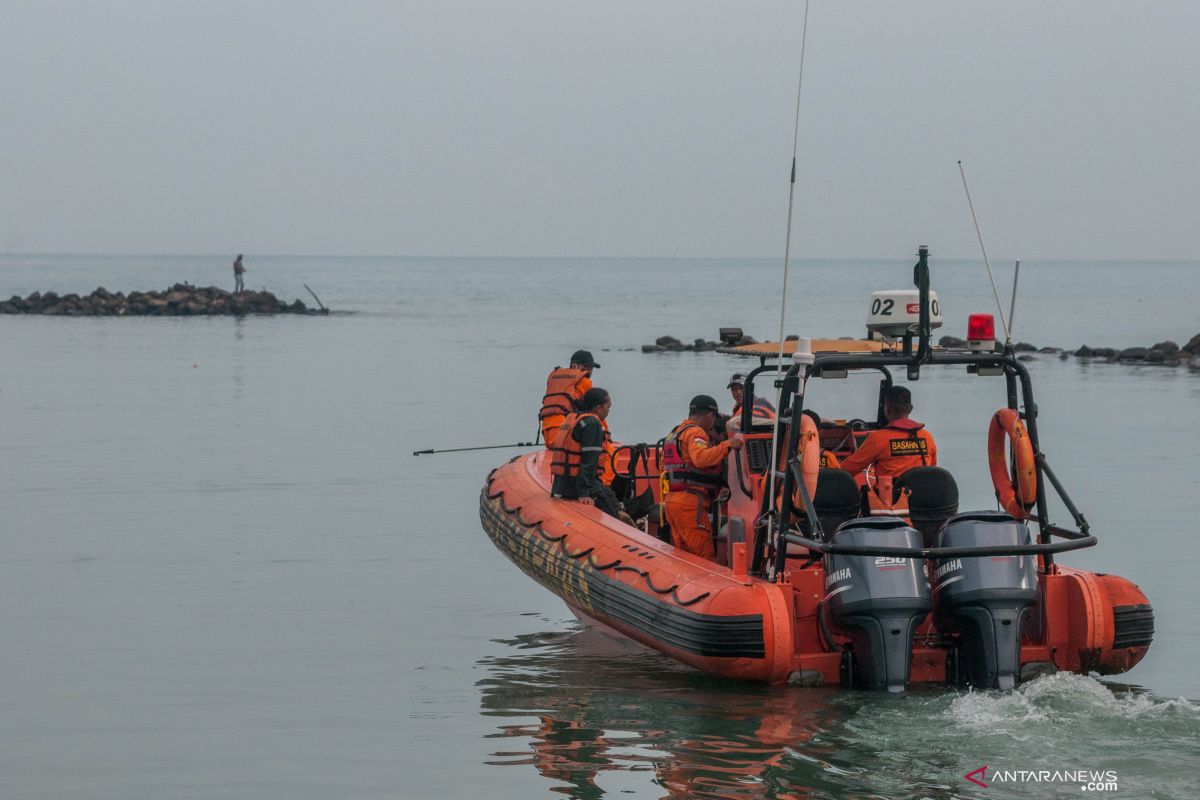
837, 385, 937, 480
726, 372, 776, 429
660, 395, 744, 559
539, 350, 599, 445
549, 388, 634, 524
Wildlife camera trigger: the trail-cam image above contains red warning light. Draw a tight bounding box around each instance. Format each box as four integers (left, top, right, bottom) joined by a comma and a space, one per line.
968, 314, 995, 341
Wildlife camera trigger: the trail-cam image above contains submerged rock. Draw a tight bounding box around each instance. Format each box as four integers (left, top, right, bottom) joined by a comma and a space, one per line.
1119, 347, 1149, 361
643, 335, 727, 353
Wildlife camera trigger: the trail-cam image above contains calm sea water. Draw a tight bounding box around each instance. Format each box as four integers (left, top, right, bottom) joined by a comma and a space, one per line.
1, 254, 1198, 799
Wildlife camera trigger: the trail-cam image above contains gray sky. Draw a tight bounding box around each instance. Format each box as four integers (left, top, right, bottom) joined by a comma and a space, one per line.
2, 1, 1197, 259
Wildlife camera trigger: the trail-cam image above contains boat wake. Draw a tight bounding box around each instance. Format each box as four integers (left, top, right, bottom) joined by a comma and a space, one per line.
946, 672, 1198, 733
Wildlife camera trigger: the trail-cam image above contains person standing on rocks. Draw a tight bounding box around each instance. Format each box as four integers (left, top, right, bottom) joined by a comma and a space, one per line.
233, 254, 246, 293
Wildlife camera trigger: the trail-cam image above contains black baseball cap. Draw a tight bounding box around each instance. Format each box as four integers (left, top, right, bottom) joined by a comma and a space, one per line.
570, 349, 599, 368
727, 372, 747, 388
689, 394, 720, 414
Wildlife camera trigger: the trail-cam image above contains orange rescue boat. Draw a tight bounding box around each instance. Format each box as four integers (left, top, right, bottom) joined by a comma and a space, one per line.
480, 248, 1153, 691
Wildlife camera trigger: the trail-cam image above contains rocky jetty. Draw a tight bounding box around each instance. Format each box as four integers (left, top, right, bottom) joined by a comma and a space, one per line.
641, 333, 762, 353
0, 285, 327, 316
936, 334, 1200, 368
639, 329, 1200, 371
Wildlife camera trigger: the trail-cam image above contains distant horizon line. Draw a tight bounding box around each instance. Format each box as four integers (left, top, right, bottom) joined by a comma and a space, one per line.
2, 251, 1197, 264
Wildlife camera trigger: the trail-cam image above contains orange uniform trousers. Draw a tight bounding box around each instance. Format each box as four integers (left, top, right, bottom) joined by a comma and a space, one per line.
664, 490, 716, 559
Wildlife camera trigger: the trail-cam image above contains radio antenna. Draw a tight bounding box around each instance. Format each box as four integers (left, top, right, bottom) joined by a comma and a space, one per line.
765, 0, 812, 581
1007, 258, 1021, 341
958, 160, 1012, 344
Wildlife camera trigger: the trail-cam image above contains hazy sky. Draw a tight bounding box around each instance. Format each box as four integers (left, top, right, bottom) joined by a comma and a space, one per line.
2, 1, 1197, 259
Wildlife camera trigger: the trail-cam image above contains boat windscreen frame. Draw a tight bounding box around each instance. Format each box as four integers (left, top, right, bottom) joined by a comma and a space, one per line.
739, 363, 893, 433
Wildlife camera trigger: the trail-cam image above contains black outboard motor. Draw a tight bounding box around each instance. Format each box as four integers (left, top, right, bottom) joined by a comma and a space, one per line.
934, 511, 1038, 690
824, 517, 931, 692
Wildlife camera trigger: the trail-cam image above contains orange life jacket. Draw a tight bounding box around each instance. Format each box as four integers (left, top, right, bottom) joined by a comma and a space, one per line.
597, 418, 616, 486
661, 422, 725, 497
539, 367, 591, 422
732, 397, 776, 422
549, 412, 599, 478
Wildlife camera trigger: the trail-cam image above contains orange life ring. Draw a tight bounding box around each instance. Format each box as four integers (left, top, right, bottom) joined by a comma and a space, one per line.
988, 408, 1037, 518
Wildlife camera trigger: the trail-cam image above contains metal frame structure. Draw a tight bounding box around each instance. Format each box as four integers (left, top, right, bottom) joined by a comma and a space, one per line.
738, 247, 1095, 578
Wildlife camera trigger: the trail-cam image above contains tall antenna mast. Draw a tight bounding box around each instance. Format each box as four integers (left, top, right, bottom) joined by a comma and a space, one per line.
765, 0, 812, 579
1008, 258, 1021, 341
958, 160, 1012, 344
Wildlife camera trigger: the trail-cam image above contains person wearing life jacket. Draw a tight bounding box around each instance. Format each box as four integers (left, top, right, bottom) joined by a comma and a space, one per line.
801, 410, 841, 469
550, 387, 631, 523
727, 372, 776, 430
661, 395, 744, 560
837, 385, 937, 482
539, 349, 599, 444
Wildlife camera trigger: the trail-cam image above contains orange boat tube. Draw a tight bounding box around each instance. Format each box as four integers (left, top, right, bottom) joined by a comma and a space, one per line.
480, 449, 1153, 687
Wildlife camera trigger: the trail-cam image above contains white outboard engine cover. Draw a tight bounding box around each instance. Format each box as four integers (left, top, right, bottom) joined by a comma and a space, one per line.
934, 511, 1039, 690
865, 289, 942, 340
824, 517, 932, 692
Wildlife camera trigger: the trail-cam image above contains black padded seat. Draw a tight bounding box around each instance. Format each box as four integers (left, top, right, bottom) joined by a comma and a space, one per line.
800, 468, 861, 542
895, 466, 959, 547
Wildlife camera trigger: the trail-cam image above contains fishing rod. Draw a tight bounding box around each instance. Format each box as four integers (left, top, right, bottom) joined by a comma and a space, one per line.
958, 160, 1013, 345
765, 0, 812, 582
412, 441, 538, 456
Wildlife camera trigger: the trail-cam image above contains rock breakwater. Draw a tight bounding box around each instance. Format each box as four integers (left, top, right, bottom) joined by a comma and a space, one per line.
0, 285, 327, 316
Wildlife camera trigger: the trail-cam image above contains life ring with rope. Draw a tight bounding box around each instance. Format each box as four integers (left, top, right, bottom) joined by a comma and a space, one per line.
987, 407, 1037, 518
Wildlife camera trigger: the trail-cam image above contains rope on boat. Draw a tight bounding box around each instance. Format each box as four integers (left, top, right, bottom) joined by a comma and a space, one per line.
484, 475, 711, 607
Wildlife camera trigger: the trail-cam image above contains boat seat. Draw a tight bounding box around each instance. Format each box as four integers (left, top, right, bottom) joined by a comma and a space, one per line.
895, 466, 959, 547
800, 468, 861, 542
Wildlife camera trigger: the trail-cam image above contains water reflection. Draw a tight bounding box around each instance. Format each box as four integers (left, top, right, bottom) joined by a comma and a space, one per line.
478, 626, 1200, 798
477, 626, 865, 799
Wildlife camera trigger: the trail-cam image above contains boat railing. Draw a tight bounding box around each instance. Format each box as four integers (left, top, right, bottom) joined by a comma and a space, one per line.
762, 461, 1096, 570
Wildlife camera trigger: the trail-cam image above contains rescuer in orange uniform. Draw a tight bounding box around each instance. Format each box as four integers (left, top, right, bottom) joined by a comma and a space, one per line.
837, 386, 937, 480
539, 350, 598, 444
727, 372, 776, 426
661, 395, 744, 559
550, 388, 633, 523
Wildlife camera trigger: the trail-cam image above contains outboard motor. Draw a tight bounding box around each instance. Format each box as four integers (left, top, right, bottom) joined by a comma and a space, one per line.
934, 511, 1039, 690
824, 517, 931, 692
